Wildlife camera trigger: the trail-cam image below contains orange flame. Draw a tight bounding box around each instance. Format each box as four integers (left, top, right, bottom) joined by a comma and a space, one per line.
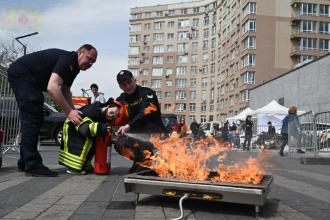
144, 103, 158, 115
149, 133, 265, 184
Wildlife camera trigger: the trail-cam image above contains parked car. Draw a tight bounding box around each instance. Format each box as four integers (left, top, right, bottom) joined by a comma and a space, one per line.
40, 103, 66, 145
0, 97, 66, 145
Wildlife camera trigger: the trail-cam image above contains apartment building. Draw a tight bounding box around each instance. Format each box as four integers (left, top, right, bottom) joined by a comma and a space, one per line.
129, 0, 330, 124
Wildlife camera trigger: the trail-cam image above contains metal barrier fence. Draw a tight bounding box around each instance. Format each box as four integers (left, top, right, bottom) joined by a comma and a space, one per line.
314, 111, 330, 152
0, 71, 20, 154
288, 111, 330, 156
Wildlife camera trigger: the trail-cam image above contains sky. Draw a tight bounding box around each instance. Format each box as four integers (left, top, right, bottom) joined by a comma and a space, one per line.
0, 0, 196, 99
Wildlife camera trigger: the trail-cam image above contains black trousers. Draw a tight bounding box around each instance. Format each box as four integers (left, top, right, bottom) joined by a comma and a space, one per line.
280, 133, 288, 152
8, 68, 44, 170
243, 133, 252, 149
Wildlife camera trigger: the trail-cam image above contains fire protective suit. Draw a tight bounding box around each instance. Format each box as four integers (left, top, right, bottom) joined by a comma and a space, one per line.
59, 102, 108, 173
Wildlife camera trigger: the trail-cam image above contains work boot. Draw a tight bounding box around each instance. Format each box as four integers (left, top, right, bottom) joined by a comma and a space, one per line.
66, 168, 87, 175
25, 165, 58, 177
279, 150, 284, 156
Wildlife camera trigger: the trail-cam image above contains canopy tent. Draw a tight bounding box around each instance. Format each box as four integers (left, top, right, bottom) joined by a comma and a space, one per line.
227, 107, 255, 123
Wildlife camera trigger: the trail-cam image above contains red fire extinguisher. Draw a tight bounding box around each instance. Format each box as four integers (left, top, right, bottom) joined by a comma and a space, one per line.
94, 131, 112, 175
0, 128, 3, 169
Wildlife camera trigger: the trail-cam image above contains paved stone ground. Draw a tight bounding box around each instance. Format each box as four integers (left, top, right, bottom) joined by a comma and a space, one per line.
1, 141, 329, 220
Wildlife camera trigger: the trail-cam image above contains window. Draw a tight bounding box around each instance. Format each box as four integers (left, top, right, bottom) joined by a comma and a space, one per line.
243, 2, 256, 17
177, 31, 190, 40
202, 53, 209, 62
130, 35, 140, 43
153, 45, 164, 53
141, 80, 148, 87
156, 91, 162, 99
129, 46, 139, 55
204, 16, 209, 25
178, 19, 190, 28
152, 68, 163, 77
201, 90, 207, 101
191, 42, 198, 52
176, 67, 187, 76
243, 20, 256, 33
166, 69, 173, 76
193, 7, 199, 13
243, 36, 256, 49
130, 24, 141, 32
131, 13, 142, 19
177, 43, 189, 52
242, 54, 256, 67
128, 57, 139, 65
241, 71, 255, 84
320, 4, 330, 17
181, 8, 188, 15
211, 51, 215, 61
300, 38, 317, 50
151, 79, 162, 88
300, 20, 317, 33
144, 23, 151, 30
191, 66, 198, 75
211, 38, 216, 48
177, 55, 188, 64
191, 30, 199, 39
168, 21, 175, 28
141, 69, 149, 75
176, 79, 186, 88
191, 55, 198, 63
165, 80, 173, 87
154, 21, 165, 30
190, 78, 196, 88
154, 33, 164, 41
190, 91, 196, 100
189, 103, 196, 112
319, 22, 330, 34
203, 40, 208, 50
201, 77, 208, 88
299, 55, 316, 64
156, 11, 163, 17
128, 68, 139, 76
143, 46, 150, 52
240, 90, 250, 102
202, 65, 208, 74
200, 115, 206, 123
319, 39, 330, 51
165, 92, 172, 99
299, 3, 317, 16
175, 104, 186, 112
145, 12, 151, 18
192, 18, 199, 27
203, 28, 209, 38
167, 45, 174, 52
211, 63, 215, 73
143, 35, 150, 42
201, 102, 207, 112
176, 91, 186, 100
167, 33, 174, 40
168, 10, 175, 16
167, 56, 173, 63
165, 104, 172, 111
153, 56, 163, 64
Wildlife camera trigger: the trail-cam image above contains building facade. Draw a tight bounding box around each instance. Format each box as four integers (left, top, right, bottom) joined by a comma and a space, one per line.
129, 0, 330, 124
249, 54, 330, 114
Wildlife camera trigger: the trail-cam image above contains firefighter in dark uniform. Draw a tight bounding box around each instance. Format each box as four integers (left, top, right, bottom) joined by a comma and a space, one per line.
59, 99, 127, 174
7, 44, 97, 177
242, 115, 254, 151
115, 70, 166, 173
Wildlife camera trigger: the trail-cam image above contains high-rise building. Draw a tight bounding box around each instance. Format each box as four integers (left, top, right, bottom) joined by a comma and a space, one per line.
129, 0, 330, 124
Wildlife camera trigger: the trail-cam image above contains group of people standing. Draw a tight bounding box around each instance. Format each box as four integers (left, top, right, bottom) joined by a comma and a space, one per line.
8, 45, 166, 177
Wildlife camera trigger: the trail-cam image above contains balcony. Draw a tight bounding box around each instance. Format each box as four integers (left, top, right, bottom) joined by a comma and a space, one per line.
290, 47, 319, 57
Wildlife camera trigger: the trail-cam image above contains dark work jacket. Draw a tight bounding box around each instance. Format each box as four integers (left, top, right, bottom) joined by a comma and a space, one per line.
117, 85, 165, 134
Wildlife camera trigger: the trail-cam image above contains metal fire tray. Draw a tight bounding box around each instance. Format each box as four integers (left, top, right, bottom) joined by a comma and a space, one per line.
124, 170, 273, 213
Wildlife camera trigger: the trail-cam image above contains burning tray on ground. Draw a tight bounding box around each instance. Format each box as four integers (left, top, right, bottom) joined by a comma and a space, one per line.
124, 170, 273, 214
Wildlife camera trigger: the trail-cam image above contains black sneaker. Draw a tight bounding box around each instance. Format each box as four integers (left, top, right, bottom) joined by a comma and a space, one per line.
25, 166, 58, 177
297, 149, 305, 154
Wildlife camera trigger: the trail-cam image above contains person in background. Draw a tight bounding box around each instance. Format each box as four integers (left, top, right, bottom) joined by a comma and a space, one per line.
242, 115, 253, 151
115, 70, 166, 173
279, 106, 298, 156
190, 119, 200, 140
267, 121, 276, 138
90, 83, 106, 103
7, 44, 97, 177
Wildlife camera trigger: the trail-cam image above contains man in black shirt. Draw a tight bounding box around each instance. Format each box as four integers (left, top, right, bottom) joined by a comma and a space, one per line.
115, 70, 166, 173
7, 44, 97, 177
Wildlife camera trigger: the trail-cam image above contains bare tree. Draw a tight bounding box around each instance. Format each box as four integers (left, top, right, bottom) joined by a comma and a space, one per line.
0, 43, 23, 70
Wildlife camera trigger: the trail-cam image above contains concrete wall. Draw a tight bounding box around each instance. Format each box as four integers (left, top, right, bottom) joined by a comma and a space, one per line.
249, 54, 330, 113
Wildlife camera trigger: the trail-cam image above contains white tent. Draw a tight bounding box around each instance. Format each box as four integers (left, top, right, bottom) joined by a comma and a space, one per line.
227, 107, 255, 123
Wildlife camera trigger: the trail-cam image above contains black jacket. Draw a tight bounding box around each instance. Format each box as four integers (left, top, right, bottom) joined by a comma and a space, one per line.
117, 85, 165, 134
